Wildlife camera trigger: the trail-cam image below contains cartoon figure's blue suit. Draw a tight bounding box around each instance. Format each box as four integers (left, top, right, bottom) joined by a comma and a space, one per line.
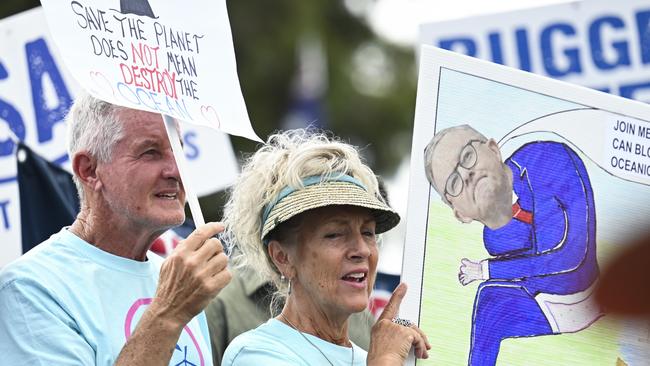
469, 141, 599, 365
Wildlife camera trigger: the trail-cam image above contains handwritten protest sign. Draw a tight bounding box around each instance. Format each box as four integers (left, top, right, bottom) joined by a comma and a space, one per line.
0, 7, 240, 267
39, 0, 260, 141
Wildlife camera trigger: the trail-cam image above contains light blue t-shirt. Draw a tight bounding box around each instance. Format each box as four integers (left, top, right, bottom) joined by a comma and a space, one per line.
222, 318, 367, 365
0, 228, 213, 366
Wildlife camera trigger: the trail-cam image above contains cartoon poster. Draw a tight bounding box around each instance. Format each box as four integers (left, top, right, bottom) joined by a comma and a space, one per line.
39, 0, 261, 141
401, 45, 650, 365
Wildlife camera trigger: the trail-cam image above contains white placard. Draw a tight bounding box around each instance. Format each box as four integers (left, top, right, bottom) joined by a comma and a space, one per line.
403, 45, 650, 365
419, 0, 650, 103
0, 7, 239, 268
39, 0, 261, 141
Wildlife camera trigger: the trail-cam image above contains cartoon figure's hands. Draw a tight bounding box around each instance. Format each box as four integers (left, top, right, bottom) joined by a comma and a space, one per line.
458, 258, 486, 285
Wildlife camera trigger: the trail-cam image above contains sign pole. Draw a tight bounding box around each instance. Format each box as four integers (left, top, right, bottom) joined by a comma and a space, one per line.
162, 114, 205, 226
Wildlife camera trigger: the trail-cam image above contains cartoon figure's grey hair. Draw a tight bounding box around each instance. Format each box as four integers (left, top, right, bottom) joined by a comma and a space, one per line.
423, 124, 487, 205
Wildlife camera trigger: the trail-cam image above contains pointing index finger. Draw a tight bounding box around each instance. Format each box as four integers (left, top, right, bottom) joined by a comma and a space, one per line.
377, 282, 407, 321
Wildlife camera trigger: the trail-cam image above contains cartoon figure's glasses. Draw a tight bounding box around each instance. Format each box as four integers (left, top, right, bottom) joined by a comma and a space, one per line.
445, 139, 486, 198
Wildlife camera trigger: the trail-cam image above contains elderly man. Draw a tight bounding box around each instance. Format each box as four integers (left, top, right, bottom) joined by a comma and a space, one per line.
0, 94, 231, 365
424, 125, 600, 365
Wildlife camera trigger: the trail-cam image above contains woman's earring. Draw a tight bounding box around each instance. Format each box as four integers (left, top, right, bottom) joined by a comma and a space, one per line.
281, 274, 292, 295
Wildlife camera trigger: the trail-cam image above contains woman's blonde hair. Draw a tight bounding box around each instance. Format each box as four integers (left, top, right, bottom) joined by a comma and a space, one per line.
224, 129, 385, 306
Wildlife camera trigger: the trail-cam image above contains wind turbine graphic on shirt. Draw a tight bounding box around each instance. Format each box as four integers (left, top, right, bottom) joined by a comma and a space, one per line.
174, 344, 197, 366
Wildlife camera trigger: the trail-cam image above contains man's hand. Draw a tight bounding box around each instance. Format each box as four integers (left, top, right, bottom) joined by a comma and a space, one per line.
458, 258, 485, 286
116, 222, 232, 366
151, 222, 232, 327
367, 283, 430, 365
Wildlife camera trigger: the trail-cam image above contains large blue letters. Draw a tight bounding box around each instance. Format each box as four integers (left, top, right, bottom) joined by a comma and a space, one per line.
637, 10, 650, 64
438, 38, 477, 57
515, 28, 532, 72
183, 131, 200, 160
620, 80, 650, 102
540, 23, 582, 77
0, 62, 26, 157
488, 32, 503, 65
26, 38, 72, 144
589, 16, 630, 70
0, 200, 10, 229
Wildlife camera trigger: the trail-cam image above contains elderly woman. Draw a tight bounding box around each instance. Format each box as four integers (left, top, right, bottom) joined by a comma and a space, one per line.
221, 130, 430, 365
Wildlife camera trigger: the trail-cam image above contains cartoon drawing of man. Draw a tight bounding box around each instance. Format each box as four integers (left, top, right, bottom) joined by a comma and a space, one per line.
424, 125, 602, 366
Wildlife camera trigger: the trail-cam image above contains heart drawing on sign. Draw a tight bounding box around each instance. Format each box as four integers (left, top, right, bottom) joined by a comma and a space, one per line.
89, 71, 115, 98
200, 105, 221, 129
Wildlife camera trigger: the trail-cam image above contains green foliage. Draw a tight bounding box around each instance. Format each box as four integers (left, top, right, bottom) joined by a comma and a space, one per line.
0, 0, 39, 18
227, 0, 417, 175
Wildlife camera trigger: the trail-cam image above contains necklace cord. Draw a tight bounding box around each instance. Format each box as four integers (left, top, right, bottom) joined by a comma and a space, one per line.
279, 314, 355, 365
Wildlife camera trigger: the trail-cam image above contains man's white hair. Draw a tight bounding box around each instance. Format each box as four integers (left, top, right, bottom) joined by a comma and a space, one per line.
423, 124, 487, 204
66, 94, 125, 204
224, 129, 384, 304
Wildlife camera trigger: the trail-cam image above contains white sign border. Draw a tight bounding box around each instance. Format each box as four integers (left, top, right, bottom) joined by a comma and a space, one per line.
401, 44, 650, 364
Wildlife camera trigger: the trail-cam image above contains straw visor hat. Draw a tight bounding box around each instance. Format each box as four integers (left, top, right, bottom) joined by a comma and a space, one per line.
261, 174, 400, 243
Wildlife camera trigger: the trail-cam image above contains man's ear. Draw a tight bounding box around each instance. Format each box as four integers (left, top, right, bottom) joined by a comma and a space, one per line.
486, 138, 502, 161
72, 152, 101, 192
267, 240, 294, 278
454, 209, 473, 224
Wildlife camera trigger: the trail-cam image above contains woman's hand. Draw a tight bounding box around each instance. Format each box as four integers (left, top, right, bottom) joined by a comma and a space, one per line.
367, 283, 431, 365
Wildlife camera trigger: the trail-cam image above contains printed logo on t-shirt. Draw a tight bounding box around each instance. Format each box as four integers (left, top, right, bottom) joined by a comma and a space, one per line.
124, 298, 206, 366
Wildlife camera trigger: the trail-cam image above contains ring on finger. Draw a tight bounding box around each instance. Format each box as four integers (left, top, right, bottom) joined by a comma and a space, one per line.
392, 317, 414, 327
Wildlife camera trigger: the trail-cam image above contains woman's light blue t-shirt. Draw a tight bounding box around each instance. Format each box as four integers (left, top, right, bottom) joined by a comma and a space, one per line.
222, 318, 367, 365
